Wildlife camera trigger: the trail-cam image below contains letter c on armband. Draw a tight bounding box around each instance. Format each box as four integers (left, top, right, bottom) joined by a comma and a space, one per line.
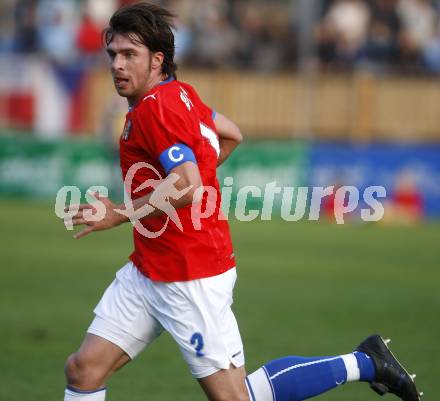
168, 146, 184, 163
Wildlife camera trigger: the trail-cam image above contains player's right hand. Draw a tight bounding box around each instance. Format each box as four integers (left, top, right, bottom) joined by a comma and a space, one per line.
64, 192, 128, 239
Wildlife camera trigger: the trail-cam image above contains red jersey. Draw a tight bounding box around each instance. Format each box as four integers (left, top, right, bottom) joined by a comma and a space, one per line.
119, 78, 235, 282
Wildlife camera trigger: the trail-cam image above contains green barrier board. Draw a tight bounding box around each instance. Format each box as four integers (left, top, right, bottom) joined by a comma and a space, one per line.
218, 140, 309, 215
0, 135, 118, 199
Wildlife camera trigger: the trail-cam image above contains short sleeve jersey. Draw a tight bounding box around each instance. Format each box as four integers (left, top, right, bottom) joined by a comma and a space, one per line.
119, 78, 235, 282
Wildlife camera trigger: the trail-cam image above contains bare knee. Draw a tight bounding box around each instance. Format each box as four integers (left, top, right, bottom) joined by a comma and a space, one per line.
65, 352, 108, 390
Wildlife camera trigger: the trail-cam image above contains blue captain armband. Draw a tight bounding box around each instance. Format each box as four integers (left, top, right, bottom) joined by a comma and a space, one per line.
159, 143, 197, 174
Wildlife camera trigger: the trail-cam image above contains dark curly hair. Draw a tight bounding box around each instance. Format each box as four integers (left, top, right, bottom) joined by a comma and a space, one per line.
104, 2, 178, 79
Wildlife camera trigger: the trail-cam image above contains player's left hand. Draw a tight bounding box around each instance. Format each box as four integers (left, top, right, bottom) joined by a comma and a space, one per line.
65, 192, 127, 239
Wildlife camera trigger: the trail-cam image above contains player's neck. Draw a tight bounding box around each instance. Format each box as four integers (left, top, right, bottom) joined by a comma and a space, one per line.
127, 73, 168, 107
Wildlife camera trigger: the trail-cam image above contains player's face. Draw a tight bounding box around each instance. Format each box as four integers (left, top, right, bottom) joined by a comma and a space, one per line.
106, 33, 158, 105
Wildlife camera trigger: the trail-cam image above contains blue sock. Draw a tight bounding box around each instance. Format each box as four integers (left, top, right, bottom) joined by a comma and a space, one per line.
245, 352, 375, 401
354, 351, 376, 381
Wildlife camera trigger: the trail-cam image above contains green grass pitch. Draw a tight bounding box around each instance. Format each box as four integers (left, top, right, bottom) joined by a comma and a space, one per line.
0, 199, 438, 401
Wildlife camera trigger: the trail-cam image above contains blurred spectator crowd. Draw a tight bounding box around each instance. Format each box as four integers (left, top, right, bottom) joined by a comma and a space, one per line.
1, 0, 440, 74
317, 0, 440, 74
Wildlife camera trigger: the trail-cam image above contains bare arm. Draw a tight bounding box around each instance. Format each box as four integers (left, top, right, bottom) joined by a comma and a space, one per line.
214, 112, 243, 166
68, 161, 202, 239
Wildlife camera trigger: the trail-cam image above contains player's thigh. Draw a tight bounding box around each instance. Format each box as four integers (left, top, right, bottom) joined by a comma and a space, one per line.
198, 364, 249, 401
77, 333, 128, 368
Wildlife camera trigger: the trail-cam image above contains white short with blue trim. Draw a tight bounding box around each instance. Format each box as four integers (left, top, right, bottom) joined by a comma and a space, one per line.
87, 262, 244, 378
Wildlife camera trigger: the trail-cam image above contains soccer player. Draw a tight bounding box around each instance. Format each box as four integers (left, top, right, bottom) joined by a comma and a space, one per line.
62, 3, 422, 401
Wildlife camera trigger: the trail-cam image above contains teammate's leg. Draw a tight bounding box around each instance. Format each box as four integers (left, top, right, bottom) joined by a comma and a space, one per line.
63, 334, 131, 401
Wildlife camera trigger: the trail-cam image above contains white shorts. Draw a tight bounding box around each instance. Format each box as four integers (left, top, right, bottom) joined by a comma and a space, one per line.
87, 262, 244, 378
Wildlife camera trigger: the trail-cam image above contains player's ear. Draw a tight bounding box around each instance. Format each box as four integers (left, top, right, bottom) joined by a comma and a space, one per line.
151, 51, 164, 72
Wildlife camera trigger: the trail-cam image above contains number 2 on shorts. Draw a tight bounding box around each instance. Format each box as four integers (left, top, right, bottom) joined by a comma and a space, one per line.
190, 332, 205, 357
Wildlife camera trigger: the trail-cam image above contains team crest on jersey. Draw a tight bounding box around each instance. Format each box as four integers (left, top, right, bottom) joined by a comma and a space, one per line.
122, 119, 132, 140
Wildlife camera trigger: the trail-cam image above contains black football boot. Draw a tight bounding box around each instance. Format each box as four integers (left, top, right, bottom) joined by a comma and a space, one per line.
356, 334, 423, 401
